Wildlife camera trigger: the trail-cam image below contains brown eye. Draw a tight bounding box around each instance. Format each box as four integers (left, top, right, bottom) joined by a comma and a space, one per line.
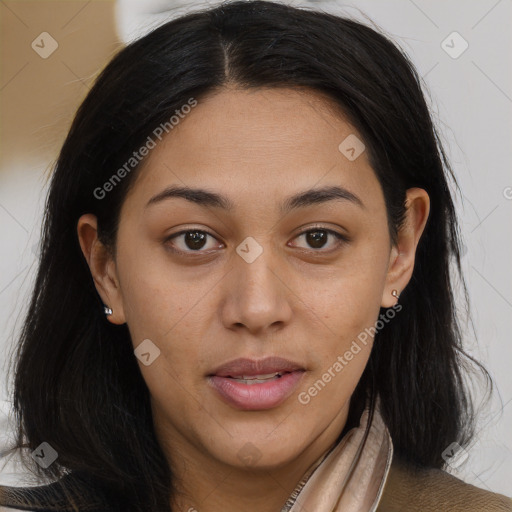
165, 230, 221, 254
305, 230, 328, 249
183, 231, 208, 250
291, 228, 349, 252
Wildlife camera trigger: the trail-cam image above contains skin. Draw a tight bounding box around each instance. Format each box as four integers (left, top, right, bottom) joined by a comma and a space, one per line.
78, 86, 429, 512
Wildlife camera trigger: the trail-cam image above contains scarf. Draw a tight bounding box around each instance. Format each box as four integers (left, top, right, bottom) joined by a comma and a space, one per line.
281, 396, 393, 512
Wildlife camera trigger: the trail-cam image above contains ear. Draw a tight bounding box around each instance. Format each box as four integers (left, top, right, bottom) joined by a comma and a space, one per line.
381, 188, 430, 308
77, 214, 126, 325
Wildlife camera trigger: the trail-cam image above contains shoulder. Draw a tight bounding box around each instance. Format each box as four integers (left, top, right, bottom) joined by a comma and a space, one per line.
378, 458, 512, 512
0, 471, 116, 512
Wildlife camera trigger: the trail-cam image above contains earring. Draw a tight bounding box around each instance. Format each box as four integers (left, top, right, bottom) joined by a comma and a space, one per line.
391, 289, 400, 301
104, 305, 113, 316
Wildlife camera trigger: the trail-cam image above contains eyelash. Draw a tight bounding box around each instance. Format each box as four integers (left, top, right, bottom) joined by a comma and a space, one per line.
164, 226, 350, 256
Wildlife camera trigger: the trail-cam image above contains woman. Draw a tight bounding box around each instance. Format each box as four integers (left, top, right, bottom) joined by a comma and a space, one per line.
1, 1, 510, 510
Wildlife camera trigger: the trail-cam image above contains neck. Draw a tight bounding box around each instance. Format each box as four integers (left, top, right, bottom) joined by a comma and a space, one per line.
156, 404, 351, 512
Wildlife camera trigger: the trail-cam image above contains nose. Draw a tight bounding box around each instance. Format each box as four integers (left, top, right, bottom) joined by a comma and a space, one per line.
219, 242, 293, 335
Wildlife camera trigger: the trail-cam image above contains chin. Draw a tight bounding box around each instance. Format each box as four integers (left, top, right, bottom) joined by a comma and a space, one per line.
214, 438, 301, 471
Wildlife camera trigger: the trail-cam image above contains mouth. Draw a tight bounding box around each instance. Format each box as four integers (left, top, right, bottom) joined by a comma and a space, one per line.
207, 357, 306, 410
224, 371, 289, 384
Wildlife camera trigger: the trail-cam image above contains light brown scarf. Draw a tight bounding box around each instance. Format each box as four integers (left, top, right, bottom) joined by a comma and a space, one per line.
281, 397, 393, 512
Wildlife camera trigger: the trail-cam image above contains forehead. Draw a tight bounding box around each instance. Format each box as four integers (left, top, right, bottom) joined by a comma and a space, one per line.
156, 86, 358, 165
124, 86, 382, 215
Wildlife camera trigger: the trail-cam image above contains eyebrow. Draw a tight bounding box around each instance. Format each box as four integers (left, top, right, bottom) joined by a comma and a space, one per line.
145, 184, 365, 213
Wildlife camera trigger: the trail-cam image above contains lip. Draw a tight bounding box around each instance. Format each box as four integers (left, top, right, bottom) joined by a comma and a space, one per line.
207, 357, 306, 411
209, 356, 305, 378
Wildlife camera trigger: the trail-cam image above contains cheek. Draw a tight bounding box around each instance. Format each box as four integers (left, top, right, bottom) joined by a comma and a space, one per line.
299, 286, 376, 414
114, 241, 203, 342
304, 260, 387, 341
308, 286, 377, 385
298, 241, 389, 382
114, 249, 212, 391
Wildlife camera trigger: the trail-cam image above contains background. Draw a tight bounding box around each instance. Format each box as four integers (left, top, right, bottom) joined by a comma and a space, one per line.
0, 0, 511, 497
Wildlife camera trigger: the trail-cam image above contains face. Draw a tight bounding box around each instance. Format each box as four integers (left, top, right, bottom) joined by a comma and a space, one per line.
79, 86, 428, 477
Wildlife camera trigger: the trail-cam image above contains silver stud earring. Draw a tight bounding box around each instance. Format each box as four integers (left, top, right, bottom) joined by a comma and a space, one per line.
391, 289, 400, 301
104, 305, 113, 316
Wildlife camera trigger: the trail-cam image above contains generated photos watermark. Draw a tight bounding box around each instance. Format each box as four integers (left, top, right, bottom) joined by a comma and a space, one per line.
298, 302, 402, 405
93, 97, 197, 200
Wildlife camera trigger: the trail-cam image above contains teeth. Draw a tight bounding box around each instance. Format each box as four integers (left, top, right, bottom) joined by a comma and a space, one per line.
229, 372, 283, 384
242, 372, 281, 379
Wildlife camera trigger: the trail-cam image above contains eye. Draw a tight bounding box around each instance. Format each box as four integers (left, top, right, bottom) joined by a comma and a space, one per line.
164, 226, 349, 256
164, 229, 222, 254
289, 227, 349, 252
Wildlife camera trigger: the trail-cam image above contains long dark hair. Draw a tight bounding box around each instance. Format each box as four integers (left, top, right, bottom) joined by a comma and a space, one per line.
2, 1, 492, 510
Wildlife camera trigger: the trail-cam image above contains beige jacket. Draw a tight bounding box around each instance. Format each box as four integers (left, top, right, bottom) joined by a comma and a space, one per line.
0, 457, 511, 511
378, 459, 512, 511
